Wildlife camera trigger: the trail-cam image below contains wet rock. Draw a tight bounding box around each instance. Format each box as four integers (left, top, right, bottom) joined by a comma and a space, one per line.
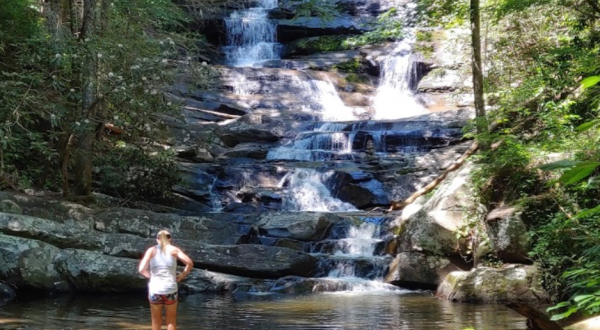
384, 252, 466, 289
0, 282, 16, 306
216, 123, 281, 148
255, 212, 344, 241
97, 234, 317, 279
0, 200, 22, 215
173, 162, 219, 202
181, 243, 319, 279
54, 249, 147, 293
485, 206, 531, 263
0, 212, 105, 250
93, 208, 244, 244
180, 269, 252, 293
394, 163, 485, 258
436, 264, 550, 304
314, 255, 391, 279
0, 234, 64, 291
263, 275, 400, 294
220, 143, 272, 159
0, 191, 93, 224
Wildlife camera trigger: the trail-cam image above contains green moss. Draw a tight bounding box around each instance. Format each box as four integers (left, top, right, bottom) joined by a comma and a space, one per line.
416, 30, 434, 42
333, 58, 361, 73
287, 35, 351, 55
413, 43, 435, 59
345, 73, 368, 83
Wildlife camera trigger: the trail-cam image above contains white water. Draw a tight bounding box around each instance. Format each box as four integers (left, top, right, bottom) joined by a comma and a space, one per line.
321, 222, 396, 292
267, 122, 355, 161
223, 0, 280, 67
279, 168, 357, 212
372, 42, 428, 120
305, 78, 357, 121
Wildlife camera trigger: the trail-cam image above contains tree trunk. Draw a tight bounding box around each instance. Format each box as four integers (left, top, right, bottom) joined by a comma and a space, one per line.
470, 0, 486, 132
73, 0, 99, 196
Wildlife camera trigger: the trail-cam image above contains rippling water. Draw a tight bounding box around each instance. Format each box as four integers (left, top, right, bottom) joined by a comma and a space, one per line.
0, 291, 527, 330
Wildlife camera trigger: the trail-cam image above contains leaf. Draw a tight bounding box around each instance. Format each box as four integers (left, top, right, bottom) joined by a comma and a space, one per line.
547, 301, 570, 312
538, 160, 582, 171
576, 119, 600, 133
573, 294, 595, 303
558, 164, 600, 185
550, 306, 578, 321
582, 76, 600, 89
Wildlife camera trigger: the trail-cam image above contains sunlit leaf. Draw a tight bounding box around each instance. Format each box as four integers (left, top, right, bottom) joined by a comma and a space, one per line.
582, 76, 600, 89
559, 164, 600, 185
576, 119, 600, 133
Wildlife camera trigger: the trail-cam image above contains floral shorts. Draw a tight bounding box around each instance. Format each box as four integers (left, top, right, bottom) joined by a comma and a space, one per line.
148, 292, 178, 305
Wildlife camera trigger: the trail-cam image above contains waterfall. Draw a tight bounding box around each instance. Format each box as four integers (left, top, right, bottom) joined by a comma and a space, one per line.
305, 78, 357, 122
267, 122, 355, 161
372, 41, 428, 120
223, 0, 280, 67
279, 168, 357, 212
310, 220, 399, 291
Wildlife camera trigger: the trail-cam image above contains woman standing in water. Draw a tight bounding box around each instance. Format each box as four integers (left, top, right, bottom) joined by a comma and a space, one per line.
139, 230, 194, 330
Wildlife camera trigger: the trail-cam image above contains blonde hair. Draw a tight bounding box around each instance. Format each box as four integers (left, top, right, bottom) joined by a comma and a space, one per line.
156, 230, 172, 254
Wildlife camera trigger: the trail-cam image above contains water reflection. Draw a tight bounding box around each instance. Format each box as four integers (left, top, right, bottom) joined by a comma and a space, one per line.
0, 292, 527, 330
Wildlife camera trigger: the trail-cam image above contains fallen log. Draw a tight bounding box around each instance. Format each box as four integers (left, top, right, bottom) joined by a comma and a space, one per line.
506, 303, 564, 330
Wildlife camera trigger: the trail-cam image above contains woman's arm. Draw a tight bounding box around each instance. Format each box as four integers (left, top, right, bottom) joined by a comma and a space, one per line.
174, 247, 194, 282
138, 248, 154, 279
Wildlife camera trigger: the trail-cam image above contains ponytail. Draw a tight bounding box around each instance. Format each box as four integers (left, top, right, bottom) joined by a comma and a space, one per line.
156, 230, 172, 254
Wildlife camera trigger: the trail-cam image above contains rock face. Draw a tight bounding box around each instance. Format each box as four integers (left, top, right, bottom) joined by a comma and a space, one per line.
384, 252, 467, 289
436, 265, 549, 304
485, 206, 531, 263
395, 163, 484, 258
255, 212, 344, 241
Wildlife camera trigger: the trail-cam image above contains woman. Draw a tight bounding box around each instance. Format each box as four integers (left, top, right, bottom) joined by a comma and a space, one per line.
139, 230, 194, 330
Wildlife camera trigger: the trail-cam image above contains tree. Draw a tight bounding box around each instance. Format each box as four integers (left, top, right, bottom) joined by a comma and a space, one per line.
470, 0, 486, 132
0, 0, 212, 198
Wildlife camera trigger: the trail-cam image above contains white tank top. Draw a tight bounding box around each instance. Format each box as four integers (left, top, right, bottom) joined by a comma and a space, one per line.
148, 245, 178, 294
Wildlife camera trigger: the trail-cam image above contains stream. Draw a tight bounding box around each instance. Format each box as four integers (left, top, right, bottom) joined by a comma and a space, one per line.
0, 292, 527, 330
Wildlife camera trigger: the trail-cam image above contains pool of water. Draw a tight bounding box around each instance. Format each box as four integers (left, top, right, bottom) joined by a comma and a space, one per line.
0, 291, 527, 330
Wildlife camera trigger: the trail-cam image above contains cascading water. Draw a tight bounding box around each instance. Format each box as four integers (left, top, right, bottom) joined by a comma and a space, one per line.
372, 41, 428, 120
222, 0, 280, 67
308, 220, 401, 292
279, 168, 357, 212
302, 77, 357, 121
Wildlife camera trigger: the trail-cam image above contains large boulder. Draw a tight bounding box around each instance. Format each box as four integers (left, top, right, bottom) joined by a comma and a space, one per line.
394, 163, 485, 258
0, 191, 93, 224
384, 252, 467, 289
174, 242, 319, 279
93, 208, 244, 244
0, 212, 105, 250
567, 316, 600, 330
0, 234, 64, 290
436, 264, 549, 304
0, 200, 22, 215
99, 234, 318, 279
53, 249, 147, 293
485, 206, 531, 263
255, 212, 344, 241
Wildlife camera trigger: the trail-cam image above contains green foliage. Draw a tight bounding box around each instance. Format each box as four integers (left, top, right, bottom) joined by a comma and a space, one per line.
344, 9, 403, 47
0, 0, 39, 52
293, 0, 338, 22
94, 145, 181, 199
0, 0, 216, 199
333, 59, 361, 73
